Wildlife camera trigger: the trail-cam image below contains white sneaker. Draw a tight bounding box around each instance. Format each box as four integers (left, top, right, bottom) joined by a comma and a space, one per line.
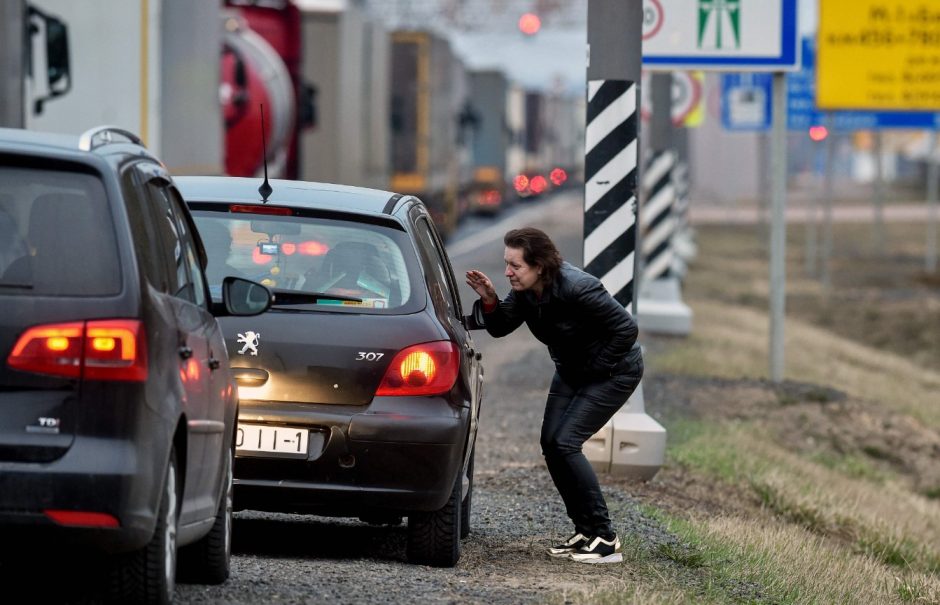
546, 532, 589, 558
568, 535, 622, 564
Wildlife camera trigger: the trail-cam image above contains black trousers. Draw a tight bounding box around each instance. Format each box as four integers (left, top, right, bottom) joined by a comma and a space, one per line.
539, 364, 643, 539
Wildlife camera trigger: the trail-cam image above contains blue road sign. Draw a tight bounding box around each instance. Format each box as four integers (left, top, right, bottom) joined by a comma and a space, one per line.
721, 37, 940, 132
721, 73, 773, 131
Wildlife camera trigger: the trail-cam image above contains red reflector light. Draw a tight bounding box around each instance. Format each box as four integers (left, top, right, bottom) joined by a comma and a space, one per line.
229, 204, 293, 216
45, 510, 120, 528
550, 168, 567, 186
513, 174, 529, 192
376, 341, 460, 397
7, 320, 147, 382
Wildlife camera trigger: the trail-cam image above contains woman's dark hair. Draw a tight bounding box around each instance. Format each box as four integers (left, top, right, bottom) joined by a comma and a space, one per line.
503, 227, 562, 285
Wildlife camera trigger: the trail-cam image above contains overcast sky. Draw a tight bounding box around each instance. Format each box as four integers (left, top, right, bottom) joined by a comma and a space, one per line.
449, 0, 819, 94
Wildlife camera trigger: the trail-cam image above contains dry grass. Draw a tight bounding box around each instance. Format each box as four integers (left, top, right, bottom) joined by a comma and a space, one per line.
632, 219, 940, 603
670, 424, 940, 571
650, 299, 940, 426
696, 516, 940, 604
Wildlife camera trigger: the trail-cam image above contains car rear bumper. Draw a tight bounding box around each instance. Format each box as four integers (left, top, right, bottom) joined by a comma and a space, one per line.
0, 436, 164, 554
233, 397, 470, 515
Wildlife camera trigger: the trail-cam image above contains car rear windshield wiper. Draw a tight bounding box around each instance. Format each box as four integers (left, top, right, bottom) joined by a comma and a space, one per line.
0, 281, 34, 289
269, 288, 363, 306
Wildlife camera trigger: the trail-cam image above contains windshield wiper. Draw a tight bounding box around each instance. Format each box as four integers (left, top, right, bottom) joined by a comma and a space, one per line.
269, 288, 362, 305
0, 282, 34, 289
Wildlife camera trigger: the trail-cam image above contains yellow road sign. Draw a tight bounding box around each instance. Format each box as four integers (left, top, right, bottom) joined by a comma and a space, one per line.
818, 0, 940, 110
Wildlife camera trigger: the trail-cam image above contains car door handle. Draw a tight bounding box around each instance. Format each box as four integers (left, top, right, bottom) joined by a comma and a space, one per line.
178, 345, 193, 360
208, 358, 221, 371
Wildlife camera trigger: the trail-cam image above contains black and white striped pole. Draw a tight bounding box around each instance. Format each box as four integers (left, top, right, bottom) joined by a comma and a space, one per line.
582, 0, 665, 481
636, 73, 692, 336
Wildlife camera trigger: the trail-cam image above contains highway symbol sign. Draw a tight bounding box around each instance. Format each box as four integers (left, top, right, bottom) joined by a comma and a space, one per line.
642, 0, 799, 71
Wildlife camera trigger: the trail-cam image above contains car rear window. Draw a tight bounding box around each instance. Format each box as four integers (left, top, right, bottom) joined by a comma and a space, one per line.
0, 166, 121, 296
192, 210, 423, 314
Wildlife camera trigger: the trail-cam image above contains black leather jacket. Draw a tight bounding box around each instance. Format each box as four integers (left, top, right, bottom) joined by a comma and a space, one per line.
471, 262, 642, 385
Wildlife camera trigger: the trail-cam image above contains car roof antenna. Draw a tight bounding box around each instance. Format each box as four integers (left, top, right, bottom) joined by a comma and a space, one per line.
258, 103, 273, 203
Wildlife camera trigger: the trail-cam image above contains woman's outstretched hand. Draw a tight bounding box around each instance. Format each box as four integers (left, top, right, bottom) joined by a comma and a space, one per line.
465, 269, 497, 305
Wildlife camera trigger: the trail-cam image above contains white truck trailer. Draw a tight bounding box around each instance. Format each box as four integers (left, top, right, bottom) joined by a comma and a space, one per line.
4, 0, 224, 176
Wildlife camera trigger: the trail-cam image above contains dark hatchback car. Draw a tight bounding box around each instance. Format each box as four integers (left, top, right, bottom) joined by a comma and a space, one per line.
177, 176, 484, 567
0, 127, 271, 603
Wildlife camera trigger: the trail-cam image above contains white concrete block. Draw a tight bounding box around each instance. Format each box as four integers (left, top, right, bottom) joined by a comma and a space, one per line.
637, 276, 693, 336
609, 411, 667, 481
585, 419, 612, 474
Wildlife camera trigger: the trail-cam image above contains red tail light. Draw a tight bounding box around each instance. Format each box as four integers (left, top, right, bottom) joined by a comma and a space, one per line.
481, 189, 502, 206
376, 341, 460, 396
530, 175, 548, 194
7, 319, 148, 382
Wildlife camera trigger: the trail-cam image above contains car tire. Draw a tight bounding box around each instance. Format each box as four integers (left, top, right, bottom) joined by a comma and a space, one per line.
406, 468, 461, 567
106, 448, 178, 605
460, 447, 474, 540
178, 447, 233, 585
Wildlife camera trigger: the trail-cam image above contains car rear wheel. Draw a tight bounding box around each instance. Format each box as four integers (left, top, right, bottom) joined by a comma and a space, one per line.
178, 447, 233, 584
406, 468, 461, 567
460, 448, 474, 540
106, 448, 178, 605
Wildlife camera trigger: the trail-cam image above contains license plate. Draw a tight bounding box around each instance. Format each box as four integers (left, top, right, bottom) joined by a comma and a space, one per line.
236, 423, 309, 458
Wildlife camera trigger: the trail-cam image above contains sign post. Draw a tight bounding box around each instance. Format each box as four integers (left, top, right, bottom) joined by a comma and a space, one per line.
584, 0, 667, 480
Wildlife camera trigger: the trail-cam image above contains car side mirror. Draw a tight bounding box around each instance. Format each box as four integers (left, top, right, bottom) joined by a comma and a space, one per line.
463, 302, 487, 331
29, 6, 72, 115
214, 277, 272, 317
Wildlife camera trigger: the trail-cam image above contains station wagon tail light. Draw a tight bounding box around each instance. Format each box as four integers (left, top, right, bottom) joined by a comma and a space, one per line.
376, 341, 459, 396
7, 319, 147, 382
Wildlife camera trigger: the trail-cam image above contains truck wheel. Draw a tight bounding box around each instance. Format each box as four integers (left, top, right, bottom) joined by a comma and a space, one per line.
178, 447, 232, 584
406, 469, 461, 567
460, 448, 474, 540
107, 448, 178, 605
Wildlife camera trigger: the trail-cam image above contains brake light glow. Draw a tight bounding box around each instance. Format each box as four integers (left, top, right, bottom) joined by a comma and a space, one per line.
7, 320, 147, 382
44, 510, 120, 528
513, 174, 529, 193
376, 341, 459, 396
252, 247, 273, 264
530, 175, 548, 194
298, 241, 329, 256
229, 204, 293, 216
550, 167, 568, 186
482, 190, 501, 206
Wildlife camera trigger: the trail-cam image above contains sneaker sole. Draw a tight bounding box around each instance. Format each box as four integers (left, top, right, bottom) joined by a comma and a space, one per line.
547, 549, 575, 558
569, 552, 623, 564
